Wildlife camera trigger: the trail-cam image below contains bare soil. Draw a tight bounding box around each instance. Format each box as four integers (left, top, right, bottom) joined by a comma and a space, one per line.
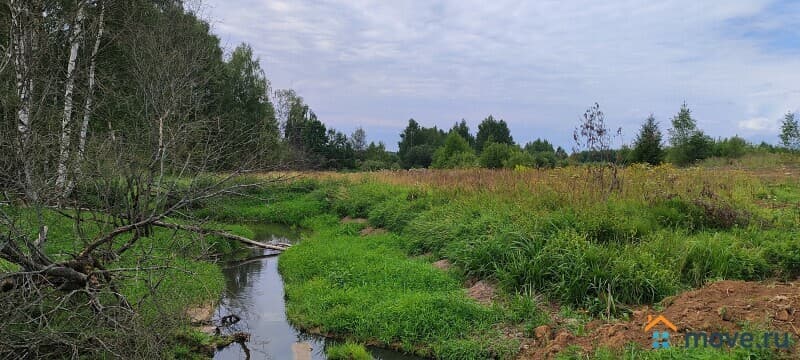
432, 259, 452, 271
467, 280, 497, 305
360, 226, 387, 236
518, 280, 800, 359
186, 302, 216, 334
341, 216, 369, 224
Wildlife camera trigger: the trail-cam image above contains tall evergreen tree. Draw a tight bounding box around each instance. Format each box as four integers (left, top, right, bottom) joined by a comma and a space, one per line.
631, 114, 664, 165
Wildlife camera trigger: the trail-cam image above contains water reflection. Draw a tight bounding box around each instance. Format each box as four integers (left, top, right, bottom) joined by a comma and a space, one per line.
213, 224, 422, 360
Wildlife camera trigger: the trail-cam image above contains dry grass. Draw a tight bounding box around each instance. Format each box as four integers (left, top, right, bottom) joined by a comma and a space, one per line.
306, 165, 766, 209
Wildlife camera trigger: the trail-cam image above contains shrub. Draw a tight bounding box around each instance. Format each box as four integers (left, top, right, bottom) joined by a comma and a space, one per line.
479, 142, 514, 168
431, 132, 478, 169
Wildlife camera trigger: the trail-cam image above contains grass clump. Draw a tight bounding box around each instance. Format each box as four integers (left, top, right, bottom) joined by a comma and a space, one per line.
326, 342, 373, 360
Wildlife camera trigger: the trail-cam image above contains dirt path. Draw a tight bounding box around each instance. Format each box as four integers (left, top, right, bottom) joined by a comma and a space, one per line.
519, 280, 800, 359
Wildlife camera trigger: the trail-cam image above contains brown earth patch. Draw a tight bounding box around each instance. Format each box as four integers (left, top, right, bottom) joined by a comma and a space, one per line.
186, 302, 216, 334
360, 226, 387, 236
341, 216, 368, 224
518, 280, 800, 359
467, 280, 497, 305
432, 259, 452, 271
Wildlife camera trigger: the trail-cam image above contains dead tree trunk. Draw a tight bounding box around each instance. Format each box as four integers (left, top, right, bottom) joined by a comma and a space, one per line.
151, 221, 290, 251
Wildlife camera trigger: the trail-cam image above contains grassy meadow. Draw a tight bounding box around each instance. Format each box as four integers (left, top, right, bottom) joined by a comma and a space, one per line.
197, 153, 799, 359
3, 153, 796, 359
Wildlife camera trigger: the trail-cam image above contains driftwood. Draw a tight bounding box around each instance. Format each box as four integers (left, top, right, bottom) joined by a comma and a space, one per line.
151, 221, 289, 252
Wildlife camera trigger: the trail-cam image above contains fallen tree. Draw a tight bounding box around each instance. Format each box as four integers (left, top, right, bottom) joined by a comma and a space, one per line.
151, 220, 290, 252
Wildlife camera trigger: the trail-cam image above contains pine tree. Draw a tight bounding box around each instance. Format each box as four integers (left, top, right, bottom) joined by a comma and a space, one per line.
632, 114, 664, 165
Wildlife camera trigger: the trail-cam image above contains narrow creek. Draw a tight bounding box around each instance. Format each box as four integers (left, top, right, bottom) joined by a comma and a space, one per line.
213, 224, 423, 360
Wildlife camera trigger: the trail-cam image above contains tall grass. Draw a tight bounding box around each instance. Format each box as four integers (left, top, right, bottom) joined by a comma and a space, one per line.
231, 161, 798, 358
269, 163, 798, 313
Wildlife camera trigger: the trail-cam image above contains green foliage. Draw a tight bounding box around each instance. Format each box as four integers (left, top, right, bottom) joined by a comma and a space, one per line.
679, 233, 770, 287
431, 132, 477, 168
215, 43, 279, 168
668, 103, 714, 165
358, 141, 398, 170
326, 343, 373, 360
188, 173, 800, 359
632, 114, 664, 165
398, 119, 447, 168
476, 115, 514, 151
584, 342, 779, 359
524, 138, 555, 153
503, 150, 537, 168
450, 119, 476, 149
480, 142, 514, 168
278, 220, 513, 359
713, 136, 750, 158
779, 111, 799, 150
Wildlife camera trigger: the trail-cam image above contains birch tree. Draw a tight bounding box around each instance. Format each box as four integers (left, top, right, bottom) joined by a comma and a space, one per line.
55, 2, 86, 193
9, 0, 39, 202
73, 0, 105, 189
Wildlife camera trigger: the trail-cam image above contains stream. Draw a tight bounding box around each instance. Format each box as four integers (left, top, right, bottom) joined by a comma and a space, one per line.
213, 224, 423, 360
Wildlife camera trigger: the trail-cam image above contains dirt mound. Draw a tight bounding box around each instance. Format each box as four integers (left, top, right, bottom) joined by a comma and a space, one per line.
467, 280, 497, 305
432, 259, 452, 270
519, 280, 800, 359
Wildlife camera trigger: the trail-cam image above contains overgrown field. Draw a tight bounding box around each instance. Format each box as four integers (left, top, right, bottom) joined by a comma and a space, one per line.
199, 157, 799, 359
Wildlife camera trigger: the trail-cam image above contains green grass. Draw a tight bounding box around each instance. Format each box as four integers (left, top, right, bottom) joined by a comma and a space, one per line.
278, 214, 518, 358
180, 165, 799, 359
326, 342, 374, 360
558, 342, 784, 360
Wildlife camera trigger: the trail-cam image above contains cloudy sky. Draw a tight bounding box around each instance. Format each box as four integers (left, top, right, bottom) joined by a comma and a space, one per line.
201, 0, 800, 150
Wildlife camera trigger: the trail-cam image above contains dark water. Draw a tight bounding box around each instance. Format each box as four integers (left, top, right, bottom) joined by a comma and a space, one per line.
213, 224, 423, 360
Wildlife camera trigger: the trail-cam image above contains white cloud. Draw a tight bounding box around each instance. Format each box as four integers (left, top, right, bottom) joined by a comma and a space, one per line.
202, 0, 800, 148
738, 117, 779, 132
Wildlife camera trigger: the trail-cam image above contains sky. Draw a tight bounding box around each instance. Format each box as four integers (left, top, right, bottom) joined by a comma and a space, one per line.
200, 0, 800, 151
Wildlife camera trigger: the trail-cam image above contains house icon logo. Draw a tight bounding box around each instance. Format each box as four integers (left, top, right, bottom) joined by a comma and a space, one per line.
644, 314, 677, 349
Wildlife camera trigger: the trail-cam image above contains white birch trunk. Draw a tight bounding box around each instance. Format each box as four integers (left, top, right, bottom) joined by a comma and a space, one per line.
55, 3, 86, 192
76, 1, 105, 172
10, 0, 38, 202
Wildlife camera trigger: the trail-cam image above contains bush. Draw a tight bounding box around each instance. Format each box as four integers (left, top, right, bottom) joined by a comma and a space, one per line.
714, 136, 750, 158
480, 142, 514, 168
431, 132, 478, 169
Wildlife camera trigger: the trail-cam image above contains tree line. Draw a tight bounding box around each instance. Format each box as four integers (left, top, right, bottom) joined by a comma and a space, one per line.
2, 1, 799, 189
